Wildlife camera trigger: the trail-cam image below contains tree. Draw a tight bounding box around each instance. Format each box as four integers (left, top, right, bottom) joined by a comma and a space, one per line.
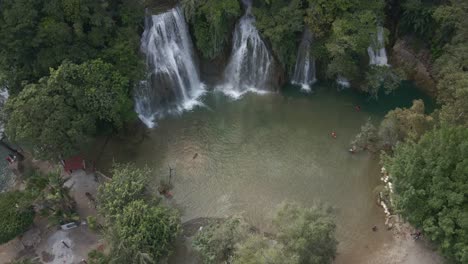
324, 0, 385, 81
378, 99, 433, 149
233, 235, 298, 264
362, 66, 405, 99
398, 0, 438, 42
183, 0, 241, 59
97, 163, 181, 263
431, 0, 468, 126
351, 118, 378, 152
108, 200, 181, 264
0, 0, 145, 94
0, 191, 34, 243
434, 71, 468, 126
253, 0, 305, 72
4, 60, 133, 159
193, 202, 337, 264
384, 126, 468, 263
97, 164, 150, 221
305, 0, 351, 39
273, 202, 337, 264
193, 217, 250, 264
38, 171, 77, 226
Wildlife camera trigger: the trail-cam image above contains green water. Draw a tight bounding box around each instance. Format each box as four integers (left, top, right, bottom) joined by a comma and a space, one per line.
96, 84, 433, 263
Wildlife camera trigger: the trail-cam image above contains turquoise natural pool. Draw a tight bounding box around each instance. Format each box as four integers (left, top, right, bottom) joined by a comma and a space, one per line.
96, 83, 433, 263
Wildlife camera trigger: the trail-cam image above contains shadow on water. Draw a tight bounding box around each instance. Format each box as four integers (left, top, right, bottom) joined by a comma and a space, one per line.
284, 80, 435, 118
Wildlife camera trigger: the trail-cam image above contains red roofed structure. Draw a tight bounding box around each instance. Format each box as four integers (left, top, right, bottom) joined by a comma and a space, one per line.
63, 156, 85, 174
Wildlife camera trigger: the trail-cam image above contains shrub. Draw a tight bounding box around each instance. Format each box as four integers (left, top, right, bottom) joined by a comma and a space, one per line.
0, 191, 34, 243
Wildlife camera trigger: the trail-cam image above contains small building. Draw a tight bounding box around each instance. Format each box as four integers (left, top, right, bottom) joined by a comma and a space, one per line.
63, 156, 85, 174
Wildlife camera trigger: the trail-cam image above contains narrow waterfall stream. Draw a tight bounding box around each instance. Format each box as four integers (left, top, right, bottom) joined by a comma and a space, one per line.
219, 4, 274, 99
336, 76, 351, 89
292, 29, 316, 92
368, 27, 388, 66
0, 87, 14, 191
0, 87, 9, 133
134, 7, 205, 128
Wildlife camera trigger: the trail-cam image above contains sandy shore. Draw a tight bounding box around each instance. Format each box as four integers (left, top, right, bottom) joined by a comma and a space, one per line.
353, 220, 443, 264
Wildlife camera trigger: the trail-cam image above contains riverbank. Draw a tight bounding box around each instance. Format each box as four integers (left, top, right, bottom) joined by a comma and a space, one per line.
355, 222, 443, 264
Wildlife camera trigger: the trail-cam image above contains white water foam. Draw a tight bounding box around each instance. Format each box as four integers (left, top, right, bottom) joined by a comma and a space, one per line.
219, 5, 274, 99
135, 7, 205, 128
292, 28, 317, 92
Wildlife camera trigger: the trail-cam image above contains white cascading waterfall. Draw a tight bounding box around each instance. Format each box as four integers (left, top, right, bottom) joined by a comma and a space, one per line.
219, 3, 274, 99
0, 87, 9, 134
292, 28, 316, 92
368, 27, 388, 66
134, 7, 205, 128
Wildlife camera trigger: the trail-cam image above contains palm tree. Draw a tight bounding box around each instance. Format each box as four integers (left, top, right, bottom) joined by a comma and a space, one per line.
39, 171, 78, 225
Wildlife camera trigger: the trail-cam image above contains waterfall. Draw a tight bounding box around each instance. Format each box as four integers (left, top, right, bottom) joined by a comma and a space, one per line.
368, 27, 388, 66
336, 76, 350, 89
219, 7, 274, 99
292, 29, 316, 92
134, 7, 205, 128
0, 87, 9, 134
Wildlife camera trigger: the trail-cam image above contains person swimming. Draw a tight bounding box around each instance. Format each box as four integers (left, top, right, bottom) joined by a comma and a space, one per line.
331, 132, 337, 138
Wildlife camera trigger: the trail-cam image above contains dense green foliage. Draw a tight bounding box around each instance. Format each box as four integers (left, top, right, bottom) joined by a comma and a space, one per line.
97, 164, 150, 221
183, 0, 241, 59
35, 171, 77, 225
193, 203, 337, 264
378, 99, 433, 149
322, 0, 384, 80
384, 126, 468, 263
351, 118, 378, 152
253, 0, 304, 72
109, 200, 181, 263
0, 0, 145, 94
0, 0, 144, 160
398, 0, 439, 42
0, 191, 34, 243
184, 0, 396, 96
363, 66, 405, 99
97, 164, 181, 263
233, 235, 296, 264
193, 217, 249, 263
359, 4, 468, 262
252, 0, 389, 86
273, 202, 337, 264
352, 100, 434, 152
396, 0, 468, 126
4, 60, 134, 159
431, 1, 468, 127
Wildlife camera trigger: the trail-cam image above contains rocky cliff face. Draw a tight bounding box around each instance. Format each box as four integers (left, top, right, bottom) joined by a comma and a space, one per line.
147, 0, 179, 14
391, 38, 437, 97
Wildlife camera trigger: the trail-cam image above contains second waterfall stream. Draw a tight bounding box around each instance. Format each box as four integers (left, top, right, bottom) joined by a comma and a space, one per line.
219, 2, 274, 99
292, 29, 316, 92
